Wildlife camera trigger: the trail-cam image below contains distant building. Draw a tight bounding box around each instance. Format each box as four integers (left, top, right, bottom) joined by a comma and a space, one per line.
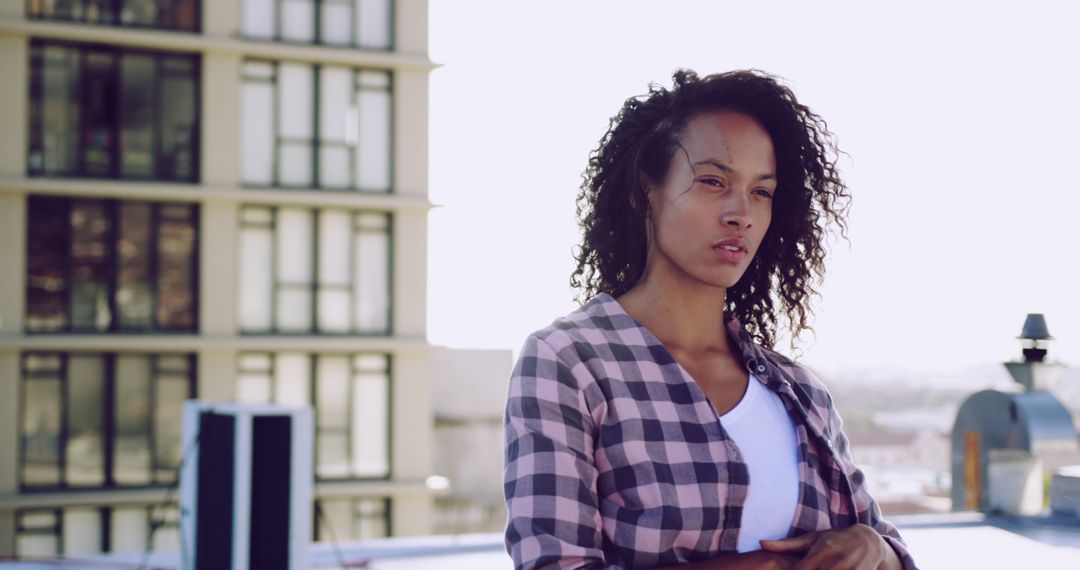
847, 427, 952, 515
848, 428, 949, 473
0, 0, 436, 557
430, 347, 513, 535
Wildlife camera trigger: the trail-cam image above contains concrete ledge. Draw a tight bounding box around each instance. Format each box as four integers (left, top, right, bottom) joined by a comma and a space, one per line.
0, 334, 432, 353
0, 177, 435, 211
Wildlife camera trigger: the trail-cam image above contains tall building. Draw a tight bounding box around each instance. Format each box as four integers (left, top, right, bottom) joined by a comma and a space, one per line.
0, 0, 435, 556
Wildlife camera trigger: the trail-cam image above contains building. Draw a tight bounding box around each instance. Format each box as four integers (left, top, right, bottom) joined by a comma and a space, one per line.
848, 428, 949, 473
429, 347, 513, 535
0, 0, 436, 557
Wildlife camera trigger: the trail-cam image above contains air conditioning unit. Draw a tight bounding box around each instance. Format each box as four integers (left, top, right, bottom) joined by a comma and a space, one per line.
180, 402, 313, 570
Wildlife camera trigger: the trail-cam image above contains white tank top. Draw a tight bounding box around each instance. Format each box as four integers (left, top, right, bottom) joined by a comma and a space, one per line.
718, 373, 800, 553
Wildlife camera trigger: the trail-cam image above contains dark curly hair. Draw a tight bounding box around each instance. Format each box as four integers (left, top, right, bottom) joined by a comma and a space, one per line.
570, 69, 851, 351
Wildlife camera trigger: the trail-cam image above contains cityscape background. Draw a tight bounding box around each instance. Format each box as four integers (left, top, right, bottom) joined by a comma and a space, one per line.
0, 0, 1079, 564
427, 0, 1080, 530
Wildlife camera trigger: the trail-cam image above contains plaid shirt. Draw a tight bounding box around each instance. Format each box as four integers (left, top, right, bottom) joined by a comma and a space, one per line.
504, 293, 917, 570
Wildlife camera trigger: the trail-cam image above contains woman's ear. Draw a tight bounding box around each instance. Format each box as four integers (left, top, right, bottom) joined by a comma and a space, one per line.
638, 174, 654, 218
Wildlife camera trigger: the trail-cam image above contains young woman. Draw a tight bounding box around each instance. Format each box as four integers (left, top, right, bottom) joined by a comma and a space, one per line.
503, 70, 917, 570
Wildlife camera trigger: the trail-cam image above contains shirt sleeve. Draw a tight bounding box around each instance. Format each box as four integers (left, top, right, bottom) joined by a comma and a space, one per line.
824, 392, 920, 570
503, 334, 622, 570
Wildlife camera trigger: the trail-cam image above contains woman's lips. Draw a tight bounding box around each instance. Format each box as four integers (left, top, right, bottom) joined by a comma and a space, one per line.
713, 245, 747, 263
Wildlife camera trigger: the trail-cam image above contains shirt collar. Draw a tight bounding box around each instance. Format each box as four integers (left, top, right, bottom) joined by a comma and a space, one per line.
589, 292, 772, 376
722, 310, 773, 376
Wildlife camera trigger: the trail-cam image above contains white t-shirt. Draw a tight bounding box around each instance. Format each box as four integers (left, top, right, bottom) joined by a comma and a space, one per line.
719, 373, 800, 553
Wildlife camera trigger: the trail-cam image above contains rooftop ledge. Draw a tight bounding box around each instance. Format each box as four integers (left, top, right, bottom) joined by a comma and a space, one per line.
0, 177, 435, 211
3, 513, 1080, 569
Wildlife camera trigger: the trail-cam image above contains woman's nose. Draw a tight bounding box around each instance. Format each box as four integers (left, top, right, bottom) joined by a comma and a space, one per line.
721, 192, 752, 228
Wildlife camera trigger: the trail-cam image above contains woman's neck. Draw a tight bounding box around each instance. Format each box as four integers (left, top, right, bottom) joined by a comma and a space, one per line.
616, 273, 732, 356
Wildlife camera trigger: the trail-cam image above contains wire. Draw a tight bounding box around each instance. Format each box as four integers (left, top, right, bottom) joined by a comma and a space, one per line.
314, 501, 354, 569
137, 408, 208, 570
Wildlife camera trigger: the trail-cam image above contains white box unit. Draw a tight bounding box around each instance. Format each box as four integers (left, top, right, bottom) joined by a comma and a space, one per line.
180, 402, 313, 570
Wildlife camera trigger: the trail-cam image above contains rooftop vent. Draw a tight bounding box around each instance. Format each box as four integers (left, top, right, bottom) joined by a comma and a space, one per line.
951, 314, 1079, 514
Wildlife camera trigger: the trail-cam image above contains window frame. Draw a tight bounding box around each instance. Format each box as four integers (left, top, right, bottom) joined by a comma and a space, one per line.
27, 39, 202, 183
235, 352, 393, 482
14, 508, 63, 556
313, 496, 392, 541
25, 195, 200, 334
237, 205, 393, 336
14, 504, 181, 556
241, 59, 394, 193
239, 0, 394, 50
18, 351, 198, 492
25, 0, 203, 33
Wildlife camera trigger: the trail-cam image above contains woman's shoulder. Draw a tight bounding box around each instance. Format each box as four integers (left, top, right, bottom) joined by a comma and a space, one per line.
521, 293, 638, 362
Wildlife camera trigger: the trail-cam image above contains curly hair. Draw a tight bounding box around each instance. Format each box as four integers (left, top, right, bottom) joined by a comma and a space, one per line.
570, 69, 851, 351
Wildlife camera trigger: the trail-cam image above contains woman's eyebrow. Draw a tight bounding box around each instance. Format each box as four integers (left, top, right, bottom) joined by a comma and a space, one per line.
692, 158, 734, 173
692, 159, 776, 181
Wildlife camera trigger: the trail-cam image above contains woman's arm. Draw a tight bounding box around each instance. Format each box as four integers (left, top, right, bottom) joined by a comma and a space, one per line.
761, 525, 902, 570
655, 551, 801, 570
504, 334, 614, 570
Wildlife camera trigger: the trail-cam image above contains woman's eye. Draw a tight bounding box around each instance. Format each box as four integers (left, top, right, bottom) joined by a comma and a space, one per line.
699, 178, 726, 188
754, 188, 774, 198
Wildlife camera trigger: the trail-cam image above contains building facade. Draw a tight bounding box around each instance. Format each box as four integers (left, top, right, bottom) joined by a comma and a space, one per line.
0, 0, 435, 556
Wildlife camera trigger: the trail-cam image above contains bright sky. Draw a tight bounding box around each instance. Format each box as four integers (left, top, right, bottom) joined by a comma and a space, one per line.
426, 0, 1080, 379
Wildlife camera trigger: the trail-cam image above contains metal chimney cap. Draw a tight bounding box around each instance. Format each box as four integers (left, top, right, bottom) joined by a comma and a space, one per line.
1018, 313, 1053, 340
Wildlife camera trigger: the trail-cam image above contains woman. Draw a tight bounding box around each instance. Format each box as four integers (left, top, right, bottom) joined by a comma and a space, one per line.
502, 69, 917, 570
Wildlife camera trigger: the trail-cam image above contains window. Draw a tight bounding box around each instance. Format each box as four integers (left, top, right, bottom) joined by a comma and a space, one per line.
316, 497, 390, 541
26, 196, 198, 333
20, 352, 196, 490
27, 0, 200, 31
242, 61, 391, 192
14, 510, 60, 556
237, 352, 390, 479
238, 206, 390, 334
15, 504, 180, 556
241, 0, 392, 50
28, 41, 200, 181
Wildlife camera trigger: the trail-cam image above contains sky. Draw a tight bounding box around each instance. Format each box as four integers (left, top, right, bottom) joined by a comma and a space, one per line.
426, 0, 1080, 380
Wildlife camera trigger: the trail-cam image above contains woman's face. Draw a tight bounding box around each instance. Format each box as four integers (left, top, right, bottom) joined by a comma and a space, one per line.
643, 111, 776, 291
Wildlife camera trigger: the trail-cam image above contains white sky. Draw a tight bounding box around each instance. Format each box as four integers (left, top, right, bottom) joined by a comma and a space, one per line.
426, 0, 1080, 379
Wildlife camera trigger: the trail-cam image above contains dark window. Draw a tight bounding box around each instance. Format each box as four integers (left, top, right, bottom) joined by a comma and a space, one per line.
26, 196, 198, 334
240, 0, 392, 50
27, 0, 200, 32
19, 352, 196, 491
28, 40, 200, 182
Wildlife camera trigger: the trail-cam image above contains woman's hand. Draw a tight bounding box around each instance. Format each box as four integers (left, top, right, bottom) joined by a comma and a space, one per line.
758, 523, 901, 570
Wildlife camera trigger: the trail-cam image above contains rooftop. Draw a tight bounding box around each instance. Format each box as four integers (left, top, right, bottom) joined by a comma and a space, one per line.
3, 512, 1080, 569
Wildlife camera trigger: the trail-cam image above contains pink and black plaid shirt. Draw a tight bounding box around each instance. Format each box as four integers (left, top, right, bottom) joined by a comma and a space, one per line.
503, 293, 917, 569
